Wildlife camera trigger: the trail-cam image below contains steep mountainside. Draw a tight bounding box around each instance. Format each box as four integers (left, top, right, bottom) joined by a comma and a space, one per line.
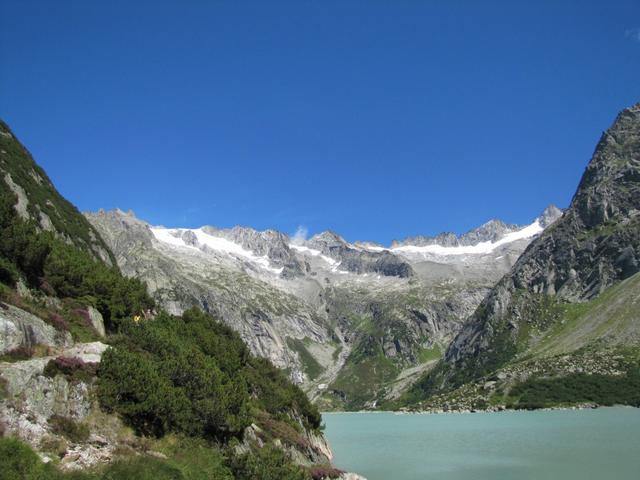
404, 103, 640, 410
0, 121, 114, 265
87, 205, 561, 409
0, 119, 356, 479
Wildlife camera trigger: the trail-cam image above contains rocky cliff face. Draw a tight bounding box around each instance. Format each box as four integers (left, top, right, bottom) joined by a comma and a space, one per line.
85, 209, 330, 381
0, 301, 118, 469
306, 231, 414, 278
87, 204, 558, 409
423, 103, 640, 393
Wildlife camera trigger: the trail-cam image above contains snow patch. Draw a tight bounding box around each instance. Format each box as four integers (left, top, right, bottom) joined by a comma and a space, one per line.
391, 220, 544, 256
289, 244, 339, 266
151, 227, 282, 274
361, 245, 386, 252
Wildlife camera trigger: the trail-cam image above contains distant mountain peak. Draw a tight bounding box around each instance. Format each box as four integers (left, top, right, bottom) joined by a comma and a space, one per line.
308, 230, 348, 246
538, 204, 563, 227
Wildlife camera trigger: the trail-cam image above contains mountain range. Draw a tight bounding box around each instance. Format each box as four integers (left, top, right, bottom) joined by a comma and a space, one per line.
86, 204, 562, 409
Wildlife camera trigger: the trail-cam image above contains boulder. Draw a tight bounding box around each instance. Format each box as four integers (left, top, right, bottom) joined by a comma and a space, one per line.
86, 307, 106, 338
0, 303, 72, 355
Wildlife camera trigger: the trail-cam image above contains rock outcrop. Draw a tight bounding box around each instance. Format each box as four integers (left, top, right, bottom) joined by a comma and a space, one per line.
0, 302, 72, 355
0, 312, 116, 471
307, 231, 414, 277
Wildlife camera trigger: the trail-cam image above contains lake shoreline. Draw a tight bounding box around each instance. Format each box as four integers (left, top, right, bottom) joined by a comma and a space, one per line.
322, 403, 640, 415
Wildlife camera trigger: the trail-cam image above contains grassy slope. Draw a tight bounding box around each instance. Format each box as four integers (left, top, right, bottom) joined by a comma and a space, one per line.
527, 272, 640, 358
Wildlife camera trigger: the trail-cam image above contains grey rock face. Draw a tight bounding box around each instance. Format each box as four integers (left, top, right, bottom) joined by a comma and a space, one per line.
0, 302, 72, 355
3, 172, 29, 220
0, 357, 92, 420
0, 338, 108, 435
0, 338, 122, 471
86, 209, 330, 379
206, 225, 307, 277
86, 307, 105, 338
307, 231, 414, 278
437, 103, 640, 388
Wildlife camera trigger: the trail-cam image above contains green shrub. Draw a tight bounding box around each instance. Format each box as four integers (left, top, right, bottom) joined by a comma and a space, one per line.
0, 256, 17, 286
155, 437, 233, 480
0, 437, 56, 480
44, 357, 98, 383
510, 367, 640, 408
98, 308, 321, 442
0, 187, 153, 333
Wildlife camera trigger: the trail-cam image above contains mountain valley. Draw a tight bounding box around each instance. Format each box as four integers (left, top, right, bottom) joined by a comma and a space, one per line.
86, 205, 562, 410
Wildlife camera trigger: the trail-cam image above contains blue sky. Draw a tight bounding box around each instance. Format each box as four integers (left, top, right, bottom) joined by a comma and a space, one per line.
1, 1, 639, 244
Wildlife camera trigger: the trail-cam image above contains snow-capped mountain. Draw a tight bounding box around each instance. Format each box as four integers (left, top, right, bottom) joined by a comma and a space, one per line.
86, 205, 562, 409
145, 205, 562, 280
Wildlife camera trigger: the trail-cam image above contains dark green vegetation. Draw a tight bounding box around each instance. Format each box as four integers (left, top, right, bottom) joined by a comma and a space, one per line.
0, 183, 153, 332
506, 367, 640, 410
0, 121, 113, 263
98, 308, 321, 440
226, 445, 310, 480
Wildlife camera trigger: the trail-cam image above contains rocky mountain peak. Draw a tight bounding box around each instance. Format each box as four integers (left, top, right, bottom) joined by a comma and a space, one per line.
307, 230, 349, 249
392, 219, 524, 249
538, 204, 563, 227
510, 103, 640, 299
570, 103, 640, 229
460, 219, 518, 245
222, 225, 306, 276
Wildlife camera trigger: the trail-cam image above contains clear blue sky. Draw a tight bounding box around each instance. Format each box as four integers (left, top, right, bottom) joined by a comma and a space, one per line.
1, 1, 639, 244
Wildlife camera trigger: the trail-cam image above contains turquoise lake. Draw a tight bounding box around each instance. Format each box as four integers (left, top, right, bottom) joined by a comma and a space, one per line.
323, 408, 640, 480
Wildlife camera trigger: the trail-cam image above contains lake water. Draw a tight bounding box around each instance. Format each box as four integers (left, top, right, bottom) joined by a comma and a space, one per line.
323, 408, 640, 480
